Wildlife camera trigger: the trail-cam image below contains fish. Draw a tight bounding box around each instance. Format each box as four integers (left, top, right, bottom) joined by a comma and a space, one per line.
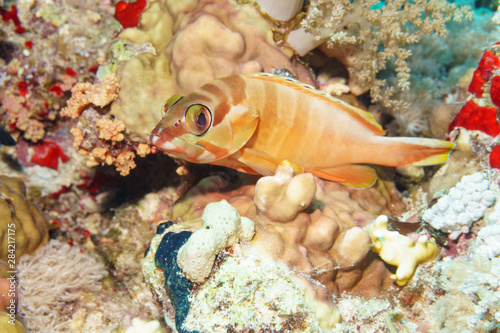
150, 73, 455, 188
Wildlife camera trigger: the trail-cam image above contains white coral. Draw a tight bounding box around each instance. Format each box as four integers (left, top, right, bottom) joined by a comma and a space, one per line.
422, 172, 496, 239
177, 200, 255, 283
476, 204, 500, 259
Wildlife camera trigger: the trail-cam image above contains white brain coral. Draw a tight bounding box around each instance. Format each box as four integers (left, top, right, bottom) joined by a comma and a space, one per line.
422, 172, 496, 239
177, 200, 255, 283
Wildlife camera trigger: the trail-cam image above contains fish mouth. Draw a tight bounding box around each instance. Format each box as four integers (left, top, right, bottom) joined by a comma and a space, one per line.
150, 134, 179, 153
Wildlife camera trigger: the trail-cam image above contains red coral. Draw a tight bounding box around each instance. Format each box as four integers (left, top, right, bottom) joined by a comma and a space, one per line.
24, 41, 33, 49
49, 84, 64, 97
114, 0, 147, 29
18, 81, 28, 97
490, 146, 500, 169
448, 100, 500, 137
65, 68, 78, 77
31, 140, 70, 170
0, 6, 25, 34
88, 66, 98, 74
469, 51, 500, 98
491, 76, 500, 108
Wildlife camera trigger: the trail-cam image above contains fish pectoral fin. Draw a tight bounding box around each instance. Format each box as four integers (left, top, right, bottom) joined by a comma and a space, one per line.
227, 106, 260, 154
234, 148, 280, 176
310, 165, 378, 188
209, 156, 259, 175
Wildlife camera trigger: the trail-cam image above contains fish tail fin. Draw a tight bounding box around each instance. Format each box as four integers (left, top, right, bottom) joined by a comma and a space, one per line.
375, 137, 455, 167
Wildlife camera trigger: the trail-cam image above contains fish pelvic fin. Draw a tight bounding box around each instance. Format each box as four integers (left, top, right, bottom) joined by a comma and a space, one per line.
377, 137, 455, 167
310, 165, 378, 188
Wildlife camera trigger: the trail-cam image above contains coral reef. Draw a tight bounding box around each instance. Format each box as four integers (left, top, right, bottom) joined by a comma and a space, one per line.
432, 243, 500, 331
177, 200, 255, 283
0, 175, 48, 262
422, 172, 496, 239
17, 239, 108, 331
292, 0, 472, 108
170, 165, 404, 297
1, 0, 499, 330
109, 0, 310, 142
369, 215, 439, 286
146, 165, 406, 328
0, 0, 119, 143
448, 43, 500, 170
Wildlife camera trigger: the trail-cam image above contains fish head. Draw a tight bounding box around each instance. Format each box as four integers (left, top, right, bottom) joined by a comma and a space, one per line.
150, 91, 259, 164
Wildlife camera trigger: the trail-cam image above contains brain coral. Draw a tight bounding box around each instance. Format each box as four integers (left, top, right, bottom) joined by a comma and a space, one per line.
108, 0, 311, 141
0, 176, 48, 262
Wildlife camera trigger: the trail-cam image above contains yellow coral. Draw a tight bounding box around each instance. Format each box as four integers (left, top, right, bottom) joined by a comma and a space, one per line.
368, 215, 438, 286
0, 176, 49, 263
61, 75, 119, 119
96, 119, 126, 142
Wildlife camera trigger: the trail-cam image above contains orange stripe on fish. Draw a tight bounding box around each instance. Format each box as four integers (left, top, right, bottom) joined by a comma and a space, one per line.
150, 73, 455, 188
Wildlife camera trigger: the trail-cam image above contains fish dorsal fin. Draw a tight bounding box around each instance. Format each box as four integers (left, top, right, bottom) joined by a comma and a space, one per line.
310, 165, 378, 188
248, 73, 385, 136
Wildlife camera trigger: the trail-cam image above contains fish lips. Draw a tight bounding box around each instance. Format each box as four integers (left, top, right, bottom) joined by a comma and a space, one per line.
149, 133, 201, 160
150, 133, 181, 154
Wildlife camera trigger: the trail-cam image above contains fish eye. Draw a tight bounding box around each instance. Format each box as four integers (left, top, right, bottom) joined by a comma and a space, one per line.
162, 94, 184, 113
185, 104, 212, 136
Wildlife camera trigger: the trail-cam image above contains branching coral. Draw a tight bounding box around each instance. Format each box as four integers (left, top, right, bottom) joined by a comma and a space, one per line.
61, 76, 120, 119
297, 0, 472, 110
368, 215, 439, 286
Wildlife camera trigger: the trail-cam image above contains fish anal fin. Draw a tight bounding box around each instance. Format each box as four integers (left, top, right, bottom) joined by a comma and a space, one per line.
310, 165, 378, 188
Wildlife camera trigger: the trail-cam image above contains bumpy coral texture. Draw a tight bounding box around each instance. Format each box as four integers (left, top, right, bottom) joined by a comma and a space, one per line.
171, 165, 404, 296
369, 215, 438, 286
422, 172, 495, 239
301, 0, 471, 111
183, 246, 341, 332
0, 176, 48, 262
177, 200, 255, 283
17, 240, 108, 332
476, 203, 500, 259
109, 0, 311, 141
433, 249, 500, 331
0, 0, 118, 143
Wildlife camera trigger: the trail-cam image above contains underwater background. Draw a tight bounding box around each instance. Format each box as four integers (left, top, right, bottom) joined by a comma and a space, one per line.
1, 0, 500, 331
